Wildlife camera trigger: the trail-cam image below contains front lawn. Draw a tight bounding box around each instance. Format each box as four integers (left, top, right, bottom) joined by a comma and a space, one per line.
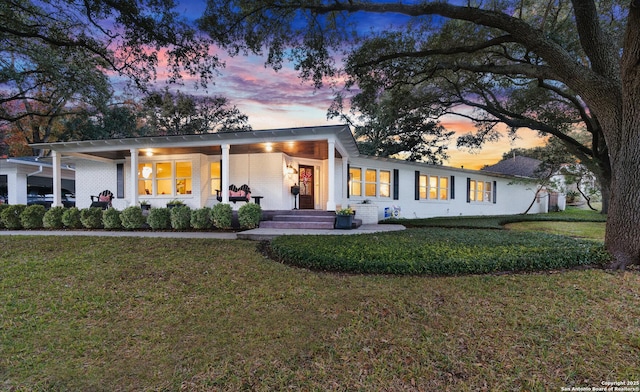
1, 236, 638, 391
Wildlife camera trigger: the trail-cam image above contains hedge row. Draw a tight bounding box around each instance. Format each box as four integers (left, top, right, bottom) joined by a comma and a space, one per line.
0, 203, 262, 231
269, 228, 610, 276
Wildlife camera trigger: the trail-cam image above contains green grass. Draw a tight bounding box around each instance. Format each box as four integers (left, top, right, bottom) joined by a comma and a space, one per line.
1, 236, 638, 391
505, 221, 606, 241
385, 206, 607, 229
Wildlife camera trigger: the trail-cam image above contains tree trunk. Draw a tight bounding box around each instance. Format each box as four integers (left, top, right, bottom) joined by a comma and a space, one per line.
605, 3, 640, 269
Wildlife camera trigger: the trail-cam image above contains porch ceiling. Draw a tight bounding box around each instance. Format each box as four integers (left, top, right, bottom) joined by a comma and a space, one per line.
69, 140, 341, 161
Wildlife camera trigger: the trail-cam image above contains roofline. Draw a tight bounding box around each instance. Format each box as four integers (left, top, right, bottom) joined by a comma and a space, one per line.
356, 155, 526, 179
30, 125, 360, 157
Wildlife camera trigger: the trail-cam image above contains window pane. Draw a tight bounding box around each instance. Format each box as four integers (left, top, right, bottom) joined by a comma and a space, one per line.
211, 162, 221, 195
157, 179, 172, 195
139, 180, 152, 195
380, 171, 390, 183
156, 162, 171, 178
365, 169, 376, 182
349, 168, 362, 196
419, 175, 427, 188
365, 183, 376, 197
176, 161, 192, 177
469, 180, 476, 201
380, 184, 390, 198
138, 163, 153, 179
439, 177, 448, 200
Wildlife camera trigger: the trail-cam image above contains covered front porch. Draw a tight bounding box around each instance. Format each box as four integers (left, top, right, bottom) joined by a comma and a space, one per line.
32, 125, 359, 212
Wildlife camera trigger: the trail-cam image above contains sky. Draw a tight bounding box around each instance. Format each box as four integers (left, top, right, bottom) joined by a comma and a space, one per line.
160, 0, 547, 170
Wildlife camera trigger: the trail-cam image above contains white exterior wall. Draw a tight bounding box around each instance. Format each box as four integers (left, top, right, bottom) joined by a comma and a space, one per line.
343, 157, 548, 221
75, 159, 121, 209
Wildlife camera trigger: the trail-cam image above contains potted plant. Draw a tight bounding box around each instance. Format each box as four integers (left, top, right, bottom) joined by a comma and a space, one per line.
139, 200, 151, 211
166, 199, 184, 209
335, 207, 354, 229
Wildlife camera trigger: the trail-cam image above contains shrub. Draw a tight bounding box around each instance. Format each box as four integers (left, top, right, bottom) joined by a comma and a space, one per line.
0, 204, 8, 228
120, 206, 146, 230
1, 205, 27, 229
43, 206, 65, 229
211, 203, 233, 230
269, 228, 611, 276
238, 203, 262, 229
80, 207, 104, 229
147, 208, 171, 230
20, 205, 46, 229
191, 207, 212, 230
170, 205, 191, 230
102, 208, 122, 230
62, 207, 82, 229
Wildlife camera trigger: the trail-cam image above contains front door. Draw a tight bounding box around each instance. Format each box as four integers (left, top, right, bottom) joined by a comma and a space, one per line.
299, 165, 314, 209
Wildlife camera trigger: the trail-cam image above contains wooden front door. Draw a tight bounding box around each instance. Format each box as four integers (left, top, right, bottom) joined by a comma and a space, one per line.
299, 165, 314, 209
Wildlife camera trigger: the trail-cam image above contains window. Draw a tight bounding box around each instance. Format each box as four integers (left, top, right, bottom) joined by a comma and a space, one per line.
137, 161, 192, 196
210, 161, 221, 195
419, 174, 448, 200
379, 170, 391, 198
365, 169, 377, 197
469, 180, 492, 203
349, 167, 362, 196
419, 175, 428, 199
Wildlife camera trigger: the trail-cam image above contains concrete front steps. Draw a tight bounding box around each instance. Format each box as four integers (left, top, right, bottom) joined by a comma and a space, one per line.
259, 210, 362, 230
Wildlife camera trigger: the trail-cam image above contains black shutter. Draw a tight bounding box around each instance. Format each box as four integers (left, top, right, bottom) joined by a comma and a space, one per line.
347, 163, 351, 198
116, 163, 124, 199
493, 181, 497, 204
393, 169, 399, 200
450, 175, 455, 200
415, 171, 420, 200
466, 178, 471, 203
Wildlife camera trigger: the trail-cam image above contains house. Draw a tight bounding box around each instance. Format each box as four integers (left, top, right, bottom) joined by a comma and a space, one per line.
0, 156, 76, 206
29, 125, 548, 221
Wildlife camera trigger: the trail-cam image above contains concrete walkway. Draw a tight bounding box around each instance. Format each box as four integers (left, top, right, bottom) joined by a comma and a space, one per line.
0, 224, 406, 241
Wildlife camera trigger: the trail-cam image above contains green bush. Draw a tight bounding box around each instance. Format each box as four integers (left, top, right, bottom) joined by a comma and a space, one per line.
147, 208, 171, 230
270, 228, 611, 276
211, 203, 233, 230
20, 204, 46, 229
62, 207, 82, 229
170, 206, 191, 230
43, 206, 66, 229
1, 205, 27, 229
191, 207, 212, 230
120, 206, 146, 230
238, 203, 262, 229
102, 208, 122, 230
80, 207, 104, 229
0, 204, 8, 228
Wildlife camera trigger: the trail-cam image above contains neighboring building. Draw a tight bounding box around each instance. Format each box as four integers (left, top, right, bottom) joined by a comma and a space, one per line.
0, 157, 76, 207
30, 125, 549, 221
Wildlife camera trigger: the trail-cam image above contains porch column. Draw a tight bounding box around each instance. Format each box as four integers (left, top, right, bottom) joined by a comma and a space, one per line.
221, 144, 230, 204
327, 139, 336, 211
342, 157, 349, 201
130, 148, 138, 206
52, 150, 62, 207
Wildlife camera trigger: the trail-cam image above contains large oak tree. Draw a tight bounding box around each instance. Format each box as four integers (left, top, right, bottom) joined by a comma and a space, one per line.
200, 0, 639, 269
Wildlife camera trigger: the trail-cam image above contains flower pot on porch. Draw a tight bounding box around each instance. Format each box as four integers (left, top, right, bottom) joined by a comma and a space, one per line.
335, 214, 353, 230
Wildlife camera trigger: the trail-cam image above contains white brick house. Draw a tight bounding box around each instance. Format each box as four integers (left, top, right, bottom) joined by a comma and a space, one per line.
31, 125, 548, 220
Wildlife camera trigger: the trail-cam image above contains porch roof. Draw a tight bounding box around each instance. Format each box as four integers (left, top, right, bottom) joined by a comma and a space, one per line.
30, 125, 358, 161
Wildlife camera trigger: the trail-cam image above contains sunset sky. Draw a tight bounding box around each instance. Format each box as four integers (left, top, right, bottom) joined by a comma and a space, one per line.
154, 1, 547, 170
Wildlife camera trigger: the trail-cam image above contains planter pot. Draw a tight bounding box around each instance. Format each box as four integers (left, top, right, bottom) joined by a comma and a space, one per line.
335, 214, 353, 230
166, 203, 183, 209
140, 204, 151, 211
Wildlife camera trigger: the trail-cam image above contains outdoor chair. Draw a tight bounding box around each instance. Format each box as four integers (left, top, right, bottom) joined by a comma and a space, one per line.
90, 190, 113, 209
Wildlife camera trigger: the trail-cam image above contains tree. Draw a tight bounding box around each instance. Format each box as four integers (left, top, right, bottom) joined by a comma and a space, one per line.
1, 0, 217, 128
199, 0, 639, 269
139, 89, 251, 135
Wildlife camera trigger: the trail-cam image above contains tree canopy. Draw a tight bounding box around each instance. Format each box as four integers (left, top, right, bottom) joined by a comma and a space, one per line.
198, 0, 640, 268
